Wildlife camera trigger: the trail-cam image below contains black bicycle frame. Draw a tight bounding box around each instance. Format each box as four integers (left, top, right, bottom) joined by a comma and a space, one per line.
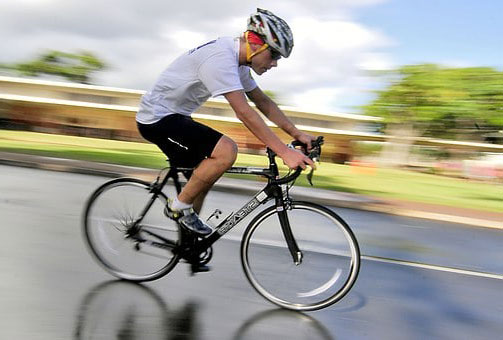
144, 148, 303, 265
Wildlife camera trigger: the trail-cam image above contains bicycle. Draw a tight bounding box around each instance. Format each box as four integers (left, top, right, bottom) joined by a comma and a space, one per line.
82, 136, 361, 311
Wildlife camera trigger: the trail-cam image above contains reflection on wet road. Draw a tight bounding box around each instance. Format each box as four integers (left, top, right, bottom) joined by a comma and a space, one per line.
74, 281, 199, 339
74, 281, 334, 340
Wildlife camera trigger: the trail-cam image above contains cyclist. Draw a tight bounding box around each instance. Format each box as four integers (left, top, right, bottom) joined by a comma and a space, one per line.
136, 8, 315, 239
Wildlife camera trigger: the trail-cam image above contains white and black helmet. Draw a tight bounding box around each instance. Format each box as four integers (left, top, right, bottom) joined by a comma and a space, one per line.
247, 8, 294, 58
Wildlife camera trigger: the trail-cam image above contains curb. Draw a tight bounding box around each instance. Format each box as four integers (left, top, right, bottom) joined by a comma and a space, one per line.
1, 152, 501, 230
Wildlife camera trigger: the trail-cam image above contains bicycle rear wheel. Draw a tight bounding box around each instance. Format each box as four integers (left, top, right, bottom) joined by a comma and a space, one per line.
83, 178, 181, 281
241, 201, 360, 311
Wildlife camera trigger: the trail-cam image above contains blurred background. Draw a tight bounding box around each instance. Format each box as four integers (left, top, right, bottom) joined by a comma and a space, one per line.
0, 0, 502, 211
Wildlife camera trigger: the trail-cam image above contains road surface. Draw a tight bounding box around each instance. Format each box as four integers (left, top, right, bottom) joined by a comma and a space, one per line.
0, 165, 501, 339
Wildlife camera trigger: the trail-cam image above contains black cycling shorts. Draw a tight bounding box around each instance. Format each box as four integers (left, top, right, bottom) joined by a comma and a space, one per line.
137, 114, 223, 171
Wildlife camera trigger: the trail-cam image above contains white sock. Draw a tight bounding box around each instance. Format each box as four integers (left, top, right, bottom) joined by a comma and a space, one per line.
171, 197, 193, 211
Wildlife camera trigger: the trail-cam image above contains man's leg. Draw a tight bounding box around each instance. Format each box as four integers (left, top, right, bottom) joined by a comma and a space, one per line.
178, 135, 237, 206
191, 191, 207, 215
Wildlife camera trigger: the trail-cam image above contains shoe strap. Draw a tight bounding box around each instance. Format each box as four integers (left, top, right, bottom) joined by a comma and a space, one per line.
178, 208, 195, 216
168, 200, 194, 216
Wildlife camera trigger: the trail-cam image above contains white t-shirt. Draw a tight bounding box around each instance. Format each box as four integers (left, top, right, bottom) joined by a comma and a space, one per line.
136, 37, 257, 124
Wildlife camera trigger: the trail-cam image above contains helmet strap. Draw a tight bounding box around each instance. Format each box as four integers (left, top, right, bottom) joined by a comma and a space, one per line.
245, 31, 269, 63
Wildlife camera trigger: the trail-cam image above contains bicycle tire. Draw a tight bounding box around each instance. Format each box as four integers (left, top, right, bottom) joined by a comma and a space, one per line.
241, 201, 360, 311
82, 178, 181, 281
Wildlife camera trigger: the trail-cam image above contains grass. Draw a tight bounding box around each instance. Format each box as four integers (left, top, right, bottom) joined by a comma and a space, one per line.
1, 130, 502, 213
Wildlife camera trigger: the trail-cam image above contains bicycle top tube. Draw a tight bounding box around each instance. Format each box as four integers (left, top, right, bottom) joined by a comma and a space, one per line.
162, 166, 272, 178
165, 136, 324, 186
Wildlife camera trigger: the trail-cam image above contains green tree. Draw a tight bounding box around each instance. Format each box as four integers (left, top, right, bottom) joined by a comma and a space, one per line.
0, 50, 106, 84
363, 64, 503, 140
362, 64, 503, 166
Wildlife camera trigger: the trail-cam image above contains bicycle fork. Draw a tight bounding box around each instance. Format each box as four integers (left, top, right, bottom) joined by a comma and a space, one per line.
275, 197, 303, 265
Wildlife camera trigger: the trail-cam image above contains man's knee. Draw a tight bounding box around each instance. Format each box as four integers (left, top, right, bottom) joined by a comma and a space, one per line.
213, 136, 238, 165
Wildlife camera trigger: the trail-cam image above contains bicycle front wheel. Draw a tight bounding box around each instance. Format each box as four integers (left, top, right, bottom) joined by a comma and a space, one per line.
83, 178, 181, 281
241, 201, 360, 311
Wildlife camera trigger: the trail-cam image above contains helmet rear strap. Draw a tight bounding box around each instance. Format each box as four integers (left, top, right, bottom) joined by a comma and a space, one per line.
245, 31, 269, 63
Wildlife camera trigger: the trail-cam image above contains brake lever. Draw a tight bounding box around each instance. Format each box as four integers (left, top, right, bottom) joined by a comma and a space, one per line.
307, 168, 314, 186
306, 149, 321, 186
291, 136, 324, 186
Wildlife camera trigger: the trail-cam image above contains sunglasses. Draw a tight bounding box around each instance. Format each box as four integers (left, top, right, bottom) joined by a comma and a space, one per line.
269, 48, 282, 61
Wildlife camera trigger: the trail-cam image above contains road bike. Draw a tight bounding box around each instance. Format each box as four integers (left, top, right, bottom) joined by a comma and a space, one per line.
82, 136, 361, 311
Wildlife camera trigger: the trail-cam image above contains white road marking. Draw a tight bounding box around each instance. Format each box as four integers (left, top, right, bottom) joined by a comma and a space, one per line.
362, 255, 503, 280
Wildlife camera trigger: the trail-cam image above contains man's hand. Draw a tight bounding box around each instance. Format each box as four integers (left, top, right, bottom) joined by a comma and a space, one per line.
279, 148, 315, 170
294, 132, 316, 151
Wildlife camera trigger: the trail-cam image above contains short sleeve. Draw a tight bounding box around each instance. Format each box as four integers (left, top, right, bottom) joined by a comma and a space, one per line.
239, 66, 257, 92
198, 53, 244, 97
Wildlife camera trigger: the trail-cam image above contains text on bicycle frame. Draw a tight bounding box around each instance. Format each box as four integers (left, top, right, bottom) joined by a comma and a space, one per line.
216, 191, 268, 235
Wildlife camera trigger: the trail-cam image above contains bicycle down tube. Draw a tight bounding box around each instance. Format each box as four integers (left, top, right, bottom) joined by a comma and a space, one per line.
192, 166, 302, 265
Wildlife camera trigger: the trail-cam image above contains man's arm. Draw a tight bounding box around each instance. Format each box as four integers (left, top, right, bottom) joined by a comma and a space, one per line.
245, 86, 314, 148
224, 90, 313, 170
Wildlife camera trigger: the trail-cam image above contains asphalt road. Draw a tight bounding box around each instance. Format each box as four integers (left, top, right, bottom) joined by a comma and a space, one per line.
0, 165, 502, 339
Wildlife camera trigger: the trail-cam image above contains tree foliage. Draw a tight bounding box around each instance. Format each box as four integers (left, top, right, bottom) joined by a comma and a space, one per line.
0, 50, 106, 84
363, 64, 503, 140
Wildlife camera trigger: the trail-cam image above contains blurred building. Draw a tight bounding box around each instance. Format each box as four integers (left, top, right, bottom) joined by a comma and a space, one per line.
1, 76, 502, 171
0, 76, 383, 163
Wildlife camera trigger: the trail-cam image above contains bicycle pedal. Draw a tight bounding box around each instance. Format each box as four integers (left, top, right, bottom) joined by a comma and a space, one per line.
189, 263, 211, 275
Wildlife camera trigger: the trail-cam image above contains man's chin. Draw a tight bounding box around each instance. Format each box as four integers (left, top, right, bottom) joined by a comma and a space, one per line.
251, 67, 265, 76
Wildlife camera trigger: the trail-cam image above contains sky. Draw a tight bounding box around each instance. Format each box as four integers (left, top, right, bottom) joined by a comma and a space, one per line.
0, 0, 501, 114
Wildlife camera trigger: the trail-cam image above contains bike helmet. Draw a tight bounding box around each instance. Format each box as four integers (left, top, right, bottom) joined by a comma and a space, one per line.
247, 8, 294, 58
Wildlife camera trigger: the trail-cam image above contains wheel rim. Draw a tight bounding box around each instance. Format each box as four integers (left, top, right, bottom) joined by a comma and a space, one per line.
84, 180, 180, 281
242, 203, 360, 311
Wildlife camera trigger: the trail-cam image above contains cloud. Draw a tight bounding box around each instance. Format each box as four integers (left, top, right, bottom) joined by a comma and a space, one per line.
258, 16, 395, 111
0, 0, 394, 112
163, 30, 207, 51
